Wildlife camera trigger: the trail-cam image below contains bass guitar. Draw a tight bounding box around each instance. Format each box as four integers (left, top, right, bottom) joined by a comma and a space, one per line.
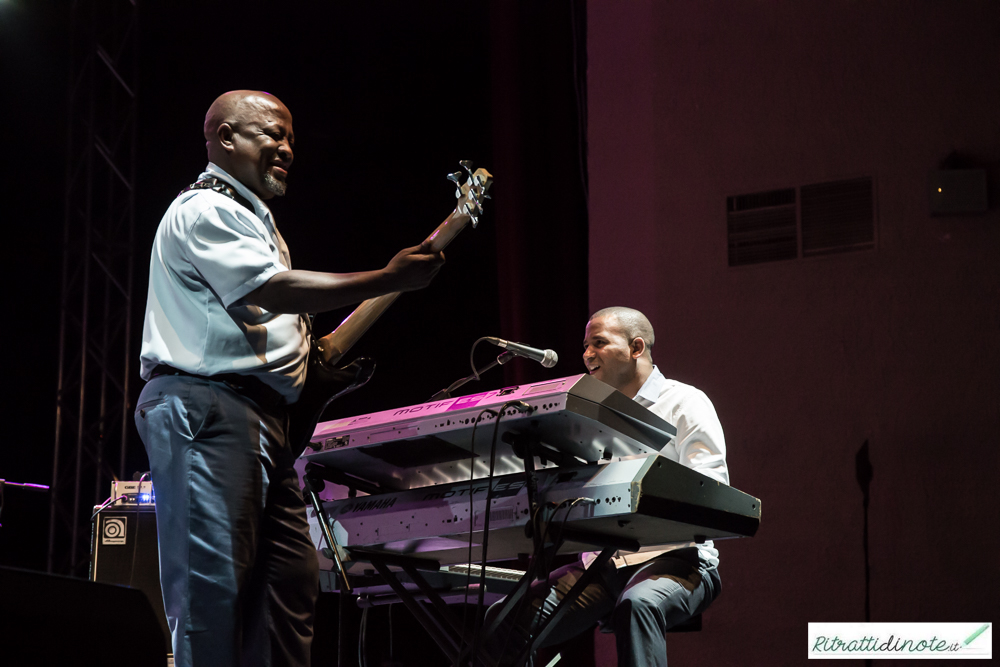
287, 161, 493, 451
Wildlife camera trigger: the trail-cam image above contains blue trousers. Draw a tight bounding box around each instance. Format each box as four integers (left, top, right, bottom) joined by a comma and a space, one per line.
135, 375, 319, 667
485, 548, 720, 667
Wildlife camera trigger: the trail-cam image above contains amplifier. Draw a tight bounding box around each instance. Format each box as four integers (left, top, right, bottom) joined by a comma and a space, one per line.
90, 504, 170, 647
110, 479, 155, 506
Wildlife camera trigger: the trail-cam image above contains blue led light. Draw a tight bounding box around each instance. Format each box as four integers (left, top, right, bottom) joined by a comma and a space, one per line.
139, 493, 151, 503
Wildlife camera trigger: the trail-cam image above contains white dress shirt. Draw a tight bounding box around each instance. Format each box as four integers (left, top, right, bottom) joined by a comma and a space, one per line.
138, 163, 309, 402
584, 365, 729, 568
634, 366, 729, 485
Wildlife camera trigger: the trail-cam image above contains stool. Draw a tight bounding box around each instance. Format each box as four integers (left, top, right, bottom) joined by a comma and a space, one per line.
666, 613, 702, 633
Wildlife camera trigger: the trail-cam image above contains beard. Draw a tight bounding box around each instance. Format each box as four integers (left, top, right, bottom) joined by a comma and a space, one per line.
263, 171, 287, 197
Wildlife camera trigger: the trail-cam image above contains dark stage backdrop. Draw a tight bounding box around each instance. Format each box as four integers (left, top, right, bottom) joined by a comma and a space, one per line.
4, 1, 590, 665
133, 0, 590, 423
134, 0, 503, 428
2, 0, 71, 574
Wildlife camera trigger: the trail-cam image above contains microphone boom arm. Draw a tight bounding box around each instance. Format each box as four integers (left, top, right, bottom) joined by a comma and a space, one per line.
427, 350, 515, 402
426, 335, 559, 402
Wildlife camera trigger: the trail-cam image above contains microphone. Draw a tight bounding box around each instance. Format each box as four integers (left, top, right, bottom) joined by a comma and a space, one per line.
485, 337, 558, 368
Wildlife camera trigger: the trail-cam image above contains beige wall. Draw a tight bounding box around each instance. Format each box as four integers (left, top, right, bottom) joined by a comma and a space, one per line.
588, 1, 1000, 662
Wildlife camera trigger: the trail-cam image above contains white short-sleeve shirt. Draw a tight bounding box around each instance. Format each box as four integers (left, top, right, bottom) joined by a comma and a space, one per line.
138, 163, 309, 402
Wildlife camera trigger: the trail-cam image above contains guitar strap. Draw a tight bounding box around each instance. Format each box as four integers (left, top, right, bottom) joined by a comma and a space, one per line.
181, 177, 313, 335
180, 177, 255, 213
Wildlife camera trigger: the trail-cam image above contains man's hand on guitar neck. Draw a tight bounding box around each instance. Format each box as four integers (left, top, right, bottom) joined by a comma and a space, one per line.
383, 241, 445, 292
244, 243, 444, 315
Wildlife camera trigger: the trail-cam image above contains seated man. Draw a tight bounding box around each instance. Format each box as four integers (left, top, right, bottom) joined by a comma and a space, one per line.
487, 306, 729, 667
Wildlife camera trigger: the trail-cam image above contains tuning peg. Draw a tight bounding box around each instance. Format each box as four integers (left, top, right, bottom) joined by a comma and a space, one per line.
447, 171, 464, 198
470, 214, 480, 228
472, 173, 494, 197
460, 159, 474, 174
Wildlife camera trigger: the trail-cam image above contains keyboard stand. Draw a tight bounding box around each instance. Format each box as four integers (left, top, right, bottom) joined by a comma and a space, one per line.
303, 468, 353, 592
327, 531, 637, 667
347, 548, 500, 667
307, 444, 646, 666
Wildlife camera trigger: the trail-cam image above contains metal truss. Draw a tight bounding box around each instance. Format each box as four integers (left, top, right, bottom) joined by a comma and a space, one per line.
49, 0, 139, 576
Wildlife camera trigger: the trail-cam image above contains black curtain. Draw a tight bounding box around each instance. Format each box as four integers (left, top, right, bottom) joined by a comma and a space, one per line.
7, 0, 594, 662
488, 4, 595, 663
490, 0, 590, 387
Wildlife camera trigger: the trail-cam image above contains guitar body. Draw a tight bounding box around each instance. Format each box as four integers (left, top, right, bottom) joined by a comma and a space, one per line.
287, 350, 376, 452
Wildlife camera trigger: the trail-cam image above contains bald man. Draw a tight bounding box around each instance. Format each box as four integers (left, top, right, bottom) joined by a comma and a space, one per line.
488, 307, 728, 667
135, 91, 444, 667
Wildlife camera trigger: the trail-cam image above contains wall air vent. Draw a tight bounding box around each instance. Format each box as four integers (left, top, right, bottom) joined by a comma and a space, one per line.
727, 177, 875, 267
726, 188, 797, 267
800, 178, 874, 256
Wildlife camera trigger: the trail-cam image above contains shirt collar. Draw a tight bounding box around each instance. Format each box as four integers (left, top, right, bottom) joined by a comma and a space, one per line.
201, 162, 273, 225
633, 365, 666, 407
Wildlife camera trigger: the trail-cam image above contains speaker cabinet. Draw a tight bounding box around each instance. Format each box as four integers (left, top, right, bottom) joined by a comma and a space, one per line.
90, 506, 170, 648
0, 566, 167, 666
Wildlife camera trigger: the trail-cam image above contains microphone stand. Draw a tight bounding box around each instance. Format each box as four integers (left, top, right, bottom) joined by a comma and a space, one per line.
427, 350, 516, 402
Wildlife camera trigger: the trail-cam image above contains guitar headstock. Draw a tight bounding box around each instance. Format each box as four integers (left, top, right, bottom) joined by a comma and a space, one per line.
447, 160, 493, 228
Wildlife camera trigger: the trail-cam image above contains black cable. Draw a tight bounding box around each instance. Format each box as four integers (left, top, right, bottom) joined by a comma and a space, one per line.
90, 491, 129, 586
478, 402, 531, 604
530, 499, 590, 637
469, 337, 489, 381
498, 436, 553, 662
470, 400, 531, 667
497, 502, 553, 663
338, 579, 346, 667
538, 500, 574, 584
127, 509, 142, 589
127, 473, 151, 590
358, 607, 371, 667
528, 502, 564, 657
455, 408, 498, 667
89, 490, 142, 601
502, 498, 593, 663
558, 499, 592, 546
90, 494, 126, 522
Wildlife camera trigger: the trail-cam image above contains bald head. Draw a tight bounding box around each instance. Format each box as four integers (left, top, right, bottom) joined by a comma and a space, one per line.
202, 90, 294, 200
589, 307, 655, 357
204, 90, 290, 155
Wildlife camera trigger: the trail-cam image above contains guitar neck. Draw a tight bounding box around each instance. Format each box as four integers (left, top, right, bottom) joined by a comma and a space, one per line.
423, 208, 471, 253
315, 209, 471, 366
316, 291, 401, 365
